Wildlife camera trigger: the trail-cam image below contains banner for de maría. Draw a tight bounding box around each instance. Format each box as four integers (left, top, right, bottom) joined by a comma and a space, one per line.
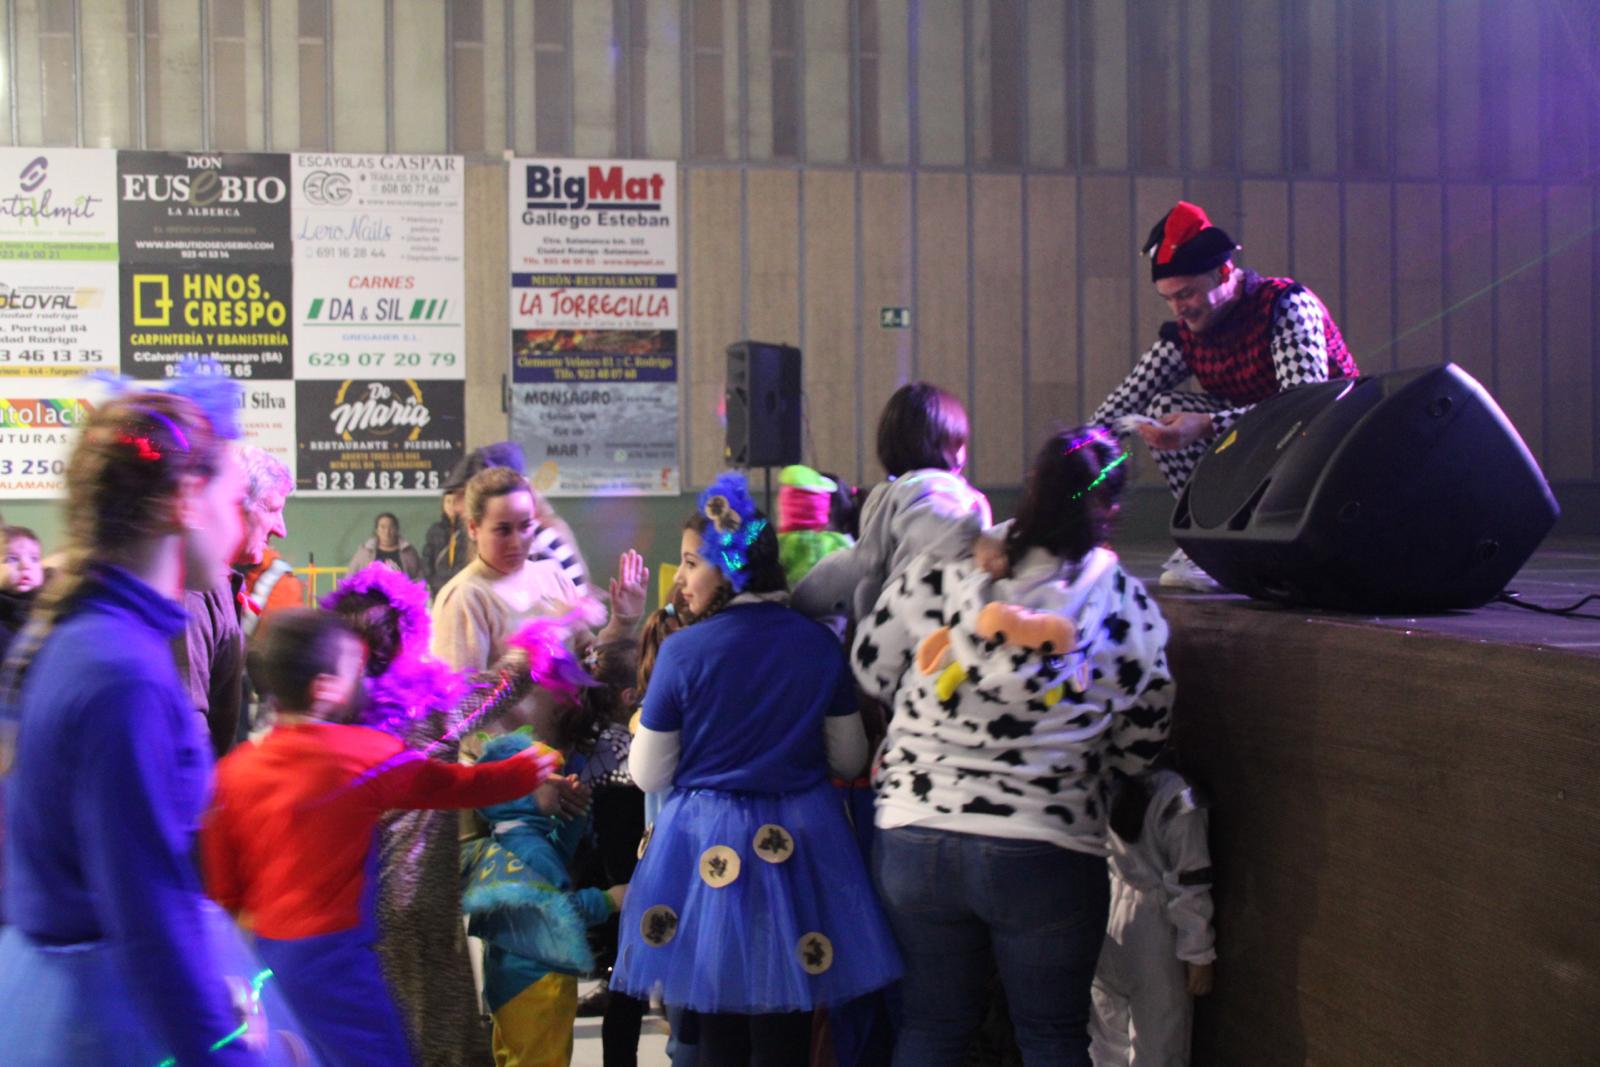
294, 377, 464, 495
0, 149, 119, 261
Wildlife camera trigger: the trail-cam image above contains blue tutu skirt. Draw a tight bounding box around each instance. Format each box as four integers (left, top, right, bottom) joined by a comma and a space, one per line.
0, 902, 320, 1066
612, 779, 902, 1014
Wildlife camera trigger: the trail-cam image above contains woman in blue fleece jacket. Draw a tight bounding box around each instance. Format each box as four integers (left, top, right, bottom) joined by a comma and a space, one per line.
0, 385, 280, 1066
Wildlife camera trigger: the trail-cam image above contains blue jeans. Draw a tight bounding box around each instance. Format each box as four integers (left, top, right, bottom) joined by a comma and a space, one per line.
873, 826, 1110, 1067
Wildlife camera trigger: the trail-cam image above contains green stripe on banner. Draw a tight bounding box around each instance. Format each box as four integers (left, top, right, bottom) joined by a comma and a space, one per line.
0, 242, 119, 262
427, 299, 439, 320
410, 299, 425, 320
307, 298, 323, 320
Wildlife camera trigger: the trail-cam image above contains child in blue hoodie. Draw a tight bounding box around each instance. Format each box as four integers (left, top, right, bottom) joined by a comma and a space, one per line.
464, 729, 627, 1067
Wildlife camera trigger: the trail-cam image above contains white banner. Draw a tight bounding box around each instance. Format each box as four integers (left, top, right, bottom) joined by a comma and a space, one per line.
0, 261, 120, 378
0, 376, 108, 498
237, 379, 298, 482
0, 148, 119, 260
508, 159, 680, 497
0, 150, 120, 492
291, 153, 466, 490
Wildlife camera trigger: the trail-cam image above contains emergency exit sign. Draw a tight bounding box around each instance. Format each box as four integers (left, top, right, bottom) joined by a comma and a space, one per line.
880, 307, 911, 329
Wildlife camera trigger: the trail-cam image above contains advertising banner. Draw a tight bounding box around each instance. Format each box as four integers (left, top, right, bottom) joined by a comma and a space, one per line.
508, 159, 679, 496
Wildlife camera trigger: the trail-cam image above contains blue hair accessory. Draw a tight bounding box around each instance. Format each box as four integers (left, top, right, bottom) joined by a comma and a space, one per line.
91, 357, 244, 441
697, 472, 767, 592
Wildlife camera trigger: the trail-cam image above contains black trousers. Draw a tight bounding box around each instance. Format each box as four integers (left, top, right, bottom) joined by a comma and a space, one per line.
695, 1010, 813, 1067
581, 786, 649, 1067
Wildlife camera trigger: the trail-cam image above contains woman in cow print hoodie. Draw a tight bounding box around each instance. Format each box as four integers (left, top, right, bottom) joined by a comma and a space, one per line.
854, 427, 1173, 1066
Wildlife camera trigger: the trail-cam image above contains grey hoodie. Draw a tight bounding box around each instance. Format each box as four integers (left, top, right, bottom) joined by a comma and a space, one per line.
791, 468, 991, 627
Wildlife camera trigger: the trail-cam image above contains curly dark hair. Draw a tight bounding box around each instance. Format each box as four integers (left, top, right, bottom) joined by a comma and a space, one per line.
323, 589, 405, 678
1004, 428, 1127, 569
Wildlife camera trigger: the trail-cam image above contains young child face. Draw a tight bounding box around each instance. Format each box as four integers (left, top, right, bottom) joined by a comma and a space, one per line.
677, 528, 728, 616
314, 632, 369, 720
1, 536, 43, 594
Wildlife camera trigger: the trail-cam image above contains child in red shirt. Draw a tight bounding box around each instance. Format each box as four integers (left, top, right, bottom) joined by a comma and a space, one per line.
203, 610, 560, 1066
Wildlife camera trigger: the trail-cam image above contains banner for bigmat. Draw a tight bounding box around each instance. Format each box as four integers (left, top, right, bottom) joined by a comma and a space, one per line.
508, 159, 680, 497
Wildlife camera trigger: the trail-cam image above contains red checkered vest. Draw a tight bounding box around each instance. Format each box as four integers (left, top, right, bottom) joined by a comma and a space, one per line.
1163, 272, 1358, 405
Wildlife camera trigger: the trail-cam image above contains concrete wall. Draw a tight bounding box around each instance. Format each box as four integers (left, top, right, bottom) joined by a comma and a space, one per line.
3, 0, 1598, 573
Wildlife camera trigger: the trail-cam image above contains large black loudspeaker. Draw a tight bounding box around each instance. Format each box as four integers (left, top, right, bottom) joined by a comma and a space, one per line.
1172, 363, 1559, 612
725, 341, 802, 468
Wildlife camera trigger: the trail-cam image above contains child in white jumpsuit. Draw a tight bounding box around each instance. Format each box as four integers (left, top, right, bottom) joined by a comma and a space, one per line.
1090, 767, 1216, 1066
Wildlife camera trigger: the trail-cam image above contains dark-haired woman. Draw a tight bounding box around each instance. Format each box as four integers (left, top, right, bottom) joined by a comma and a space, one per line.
612, 473, 901, 1067
792, 381, 990, 629
349, 512, 425, 581
0, 390, 270, 1065
853, 429, 1174, 1066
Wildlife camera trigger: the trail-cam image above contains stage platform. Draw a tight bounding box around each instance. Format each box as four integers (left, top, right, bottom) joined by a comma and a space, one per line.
1125, 535, 1600, 657
1128, 537, 1600, 1065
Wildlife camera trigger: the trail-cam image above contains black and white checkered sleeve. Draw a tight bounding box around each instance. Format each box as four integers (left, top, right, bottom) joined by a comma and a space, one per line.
1270, 288, 1331, 389
1091, 332, 1192, 431
1207, 403, 1250, 439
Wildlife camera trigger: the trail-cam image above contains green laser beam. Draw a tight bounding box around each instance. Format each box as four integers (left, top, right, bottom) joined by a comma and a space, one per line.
153, 969, 275, 1066
1369, 217, 1600, 360
1072, 450, 1130, 500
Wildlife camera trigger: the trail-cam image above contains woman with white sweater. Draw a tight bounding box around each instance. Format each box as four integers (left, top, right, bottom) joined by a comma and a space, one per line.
854, 428, 1174, 1067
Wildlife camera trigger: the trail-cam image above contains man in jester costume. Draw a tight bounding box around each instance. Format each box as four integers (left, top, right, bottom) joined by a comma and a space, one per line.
1091, 200, 1359, 591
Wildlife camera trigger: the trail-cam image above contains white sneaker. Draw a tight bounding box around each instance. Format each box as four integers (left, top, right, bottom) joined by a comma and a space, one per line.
1159, 548, 1221, 592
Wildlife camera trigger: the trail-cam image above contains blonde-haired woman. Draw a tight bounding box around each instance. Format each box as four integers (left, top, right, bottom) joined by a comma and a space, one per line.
430, 466, 597, 672
0, 387, 279, 1065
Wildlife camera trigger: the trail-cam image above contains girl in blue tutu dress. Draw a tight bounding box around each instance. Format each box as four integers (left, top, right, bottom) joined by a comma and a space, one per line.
613, 473, 901, 1066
